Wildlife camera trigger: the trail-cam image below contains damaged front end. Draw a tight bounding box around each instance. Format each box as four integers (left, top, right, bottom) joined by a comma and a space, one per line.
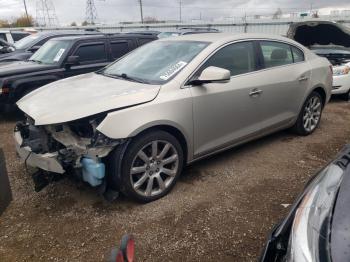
14, 115, 121, 191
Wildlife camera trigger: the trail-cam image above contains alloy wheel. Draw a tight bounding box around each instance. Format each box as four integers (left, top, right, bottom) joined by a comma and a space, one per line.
130, 140, 179, 197
303, 96, 322, 132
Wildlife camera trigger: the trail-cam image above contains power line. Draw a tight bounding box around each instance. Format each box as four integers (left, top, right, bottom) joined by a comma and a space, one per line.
35, 0, 59, 27
86, 0, 98, 24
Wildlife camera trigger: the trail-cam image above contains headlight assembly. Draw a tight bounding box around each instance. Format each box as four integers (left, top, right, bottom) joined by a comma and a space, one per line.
333, 65, 350, 76
285, 164, 344, 262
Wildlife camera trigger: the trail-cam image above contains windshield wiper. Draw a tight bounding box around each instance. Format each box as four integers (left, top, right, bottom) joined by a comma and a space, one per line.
117, 73, 148, 84
102, 72, 149, 84
28, 59, 42, 64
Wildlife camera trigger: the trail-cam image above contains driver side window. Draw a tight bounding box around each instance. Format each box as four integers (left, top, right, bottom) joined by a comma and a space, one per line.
198, 41, 256, 77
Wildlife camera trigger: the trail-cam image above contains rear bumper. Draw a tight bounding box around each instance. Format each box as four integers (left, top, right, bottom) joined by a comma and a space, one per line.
332, 74, 350, 95
14, 131, 65, 174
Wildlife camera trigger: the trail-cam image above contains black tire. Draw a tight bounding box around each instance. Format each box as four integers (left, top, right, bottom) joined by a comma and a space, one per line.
292, 91, 323, 136
341, 90, 350, 101
108, 130, 184, 203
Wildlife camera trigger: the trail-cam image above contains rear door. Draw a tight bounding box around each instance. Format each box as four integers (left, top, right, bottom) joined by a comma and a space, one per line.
253, 40, 311, 130
109, 38, 134, 61
64, 39, 109, 77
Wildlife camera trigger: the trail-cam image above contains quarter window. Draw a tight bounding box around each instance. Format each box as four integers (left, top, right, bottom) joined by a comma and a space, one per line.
260, 41, 293, 68
138, 38, 153, 46
74, 43, 107, 62
110, 41, 130, 59
291, 46, 304, 62
201, 41, 256, 76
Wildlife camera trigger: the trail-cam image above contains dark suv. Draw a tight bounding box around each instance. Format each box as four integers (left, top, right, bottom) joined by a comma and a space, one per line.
0, 33, 156, 107
0, 31, 100, 62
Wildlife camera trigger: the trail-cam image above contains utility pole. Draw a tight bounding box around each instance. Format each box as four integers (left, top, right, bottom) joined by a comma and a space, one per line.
139, 0, 144, 23
179, 0, 182, 23
23, 0, 30, 24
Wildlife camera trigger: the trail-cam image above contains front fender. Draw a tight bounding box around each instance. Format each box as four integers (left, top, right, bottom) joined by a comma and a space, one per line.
97, 87, 194, 162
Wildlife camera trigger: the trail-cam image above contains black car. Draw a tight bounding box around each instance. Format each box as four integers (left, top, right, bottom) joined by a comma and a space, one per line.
125, 30, 160, 37
0, 31, 100, 63
0, 33, 156, 107
260, 145, 350, 262
0, 39, 14, 54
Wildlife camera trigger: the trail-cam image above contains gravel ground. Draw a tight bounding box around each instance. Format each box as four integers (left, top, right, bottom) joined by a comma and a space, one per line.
0, 99, 350, 262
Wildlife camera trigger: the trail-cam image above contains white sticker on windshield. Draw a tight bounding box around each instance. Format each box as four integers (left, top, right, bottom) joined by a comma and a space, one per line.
160, 61, 188, 80
53, 48, 65, 62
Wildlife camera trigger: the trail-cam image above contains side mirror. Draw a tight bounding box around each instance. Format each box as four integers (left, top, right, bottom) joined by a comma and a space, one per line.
189, 66, 231, 85
65, 55, 79, 66
28, 45, 41, 53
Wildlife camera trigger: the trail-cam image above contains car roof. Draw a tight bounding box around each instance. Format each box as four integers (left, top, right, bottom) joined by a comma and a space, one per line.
161, 32, 296, 44
49, 33, 156, 41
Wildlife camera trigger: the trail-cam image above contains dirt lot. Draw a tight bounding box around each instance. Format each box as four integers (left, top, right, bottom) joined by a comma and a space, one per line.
0, 99, 350, 262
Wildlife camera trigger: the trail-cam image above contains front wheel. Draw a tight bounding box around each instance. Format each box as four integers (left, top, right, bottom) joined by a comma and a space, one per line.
110, 130, 184, 203
292, 91, 323, 136
341, 90, 350, 101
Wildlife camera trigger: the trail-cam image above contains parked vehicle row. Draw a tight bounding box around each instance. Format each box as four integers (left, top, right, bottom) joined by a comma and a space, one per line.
0, 30, 30, 44
13, 33, 332, 202
0, 33, 156, 107
288, 20, 350, 100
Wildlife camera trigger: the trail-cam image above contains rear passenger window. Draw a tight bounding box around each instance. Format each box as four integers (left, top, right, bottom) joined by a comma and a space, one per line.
201, 41, 256, 76
111, 41, 130, 59
138, 38, 153, 46
260, 41, 293, 68
0, 33, 6, 41
74, 43, 107, 62
291, 46, 304, 63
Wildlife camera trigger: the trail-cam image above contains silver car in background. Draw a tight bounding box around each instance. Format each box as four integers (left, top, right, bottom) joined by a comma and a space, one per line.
15, 33, 332, 202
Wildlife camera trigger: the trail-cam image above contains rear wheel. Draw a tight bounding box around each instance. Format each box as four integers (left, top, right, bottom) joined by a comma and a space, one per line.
292, 91, 323, 136
109, 130, 184, 203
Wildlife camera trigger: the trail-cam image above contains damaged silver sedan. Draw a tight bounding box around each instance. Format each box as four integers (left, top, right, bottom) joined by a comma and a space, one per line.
15, 33, 332, 202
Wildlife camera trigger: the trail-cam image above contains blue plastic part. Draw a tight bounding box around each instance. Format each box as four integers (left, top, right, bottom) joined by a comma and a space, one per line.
81, 157, 105, 187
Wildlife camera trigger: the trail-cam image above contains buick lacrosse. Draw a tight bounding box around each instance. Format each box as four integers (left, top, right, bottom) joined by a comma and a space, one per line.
15, 33, 332, 202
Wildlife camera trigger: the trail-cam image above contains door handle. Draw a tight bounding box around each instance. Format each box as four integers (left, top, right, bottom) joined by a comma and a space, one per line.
249, 89, 263, 96
298, 76, 309, 81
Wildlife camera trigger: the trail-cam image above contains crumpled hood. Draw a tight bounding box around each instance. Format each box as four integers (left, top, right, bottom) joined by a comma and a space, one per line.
17, 73, 161, 125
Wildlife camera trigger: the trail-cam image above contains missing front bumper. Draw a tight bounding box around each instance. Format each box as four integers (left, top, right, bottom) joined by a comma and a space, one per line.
14, 131, 65, 174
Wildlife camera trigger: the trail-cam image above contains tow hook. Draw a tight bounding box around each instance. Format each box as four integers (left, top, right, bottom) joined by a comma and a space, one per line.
32, 170, 63, 192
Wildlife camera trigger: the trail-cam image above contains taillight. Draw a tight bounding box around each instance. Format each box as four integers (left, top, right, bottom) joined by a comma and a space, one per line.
111, 235, 135, 262
116, 250, 124, 262
120, 235, 135, 262
0, 87, 9, 95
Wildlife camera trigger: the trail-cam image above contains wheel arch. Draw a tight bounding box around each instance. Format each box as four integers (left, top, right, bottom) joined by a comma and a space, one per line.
311, 86, 327, 107
130, 123, 190, 165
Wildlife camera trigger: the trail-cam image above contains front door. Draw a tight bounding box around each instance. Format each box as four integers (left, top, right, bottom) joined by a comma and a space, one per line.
190, 41, 263, 157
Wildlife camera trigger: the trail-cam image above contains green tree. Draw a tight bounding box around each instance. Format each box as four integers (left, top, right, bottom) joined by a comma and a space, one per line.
13, 14, 34, 27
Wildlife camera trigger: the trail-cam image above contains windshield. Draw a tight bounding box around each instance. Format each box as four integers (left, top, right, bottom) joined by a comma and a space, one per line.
101, 40, 209, 84
13, 34, 40, 50
29, 40, 71, 64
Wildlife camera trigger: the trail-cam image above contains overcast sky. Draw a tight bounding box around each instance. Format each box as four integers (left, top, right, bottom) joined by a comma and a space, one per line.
1, 0, 350, 25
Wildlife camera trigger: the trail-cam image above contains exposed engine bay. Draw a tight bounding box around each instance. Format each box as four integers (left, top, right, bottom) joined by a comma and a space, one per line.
14, 115, 121, 191
288, 21, 350, 66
